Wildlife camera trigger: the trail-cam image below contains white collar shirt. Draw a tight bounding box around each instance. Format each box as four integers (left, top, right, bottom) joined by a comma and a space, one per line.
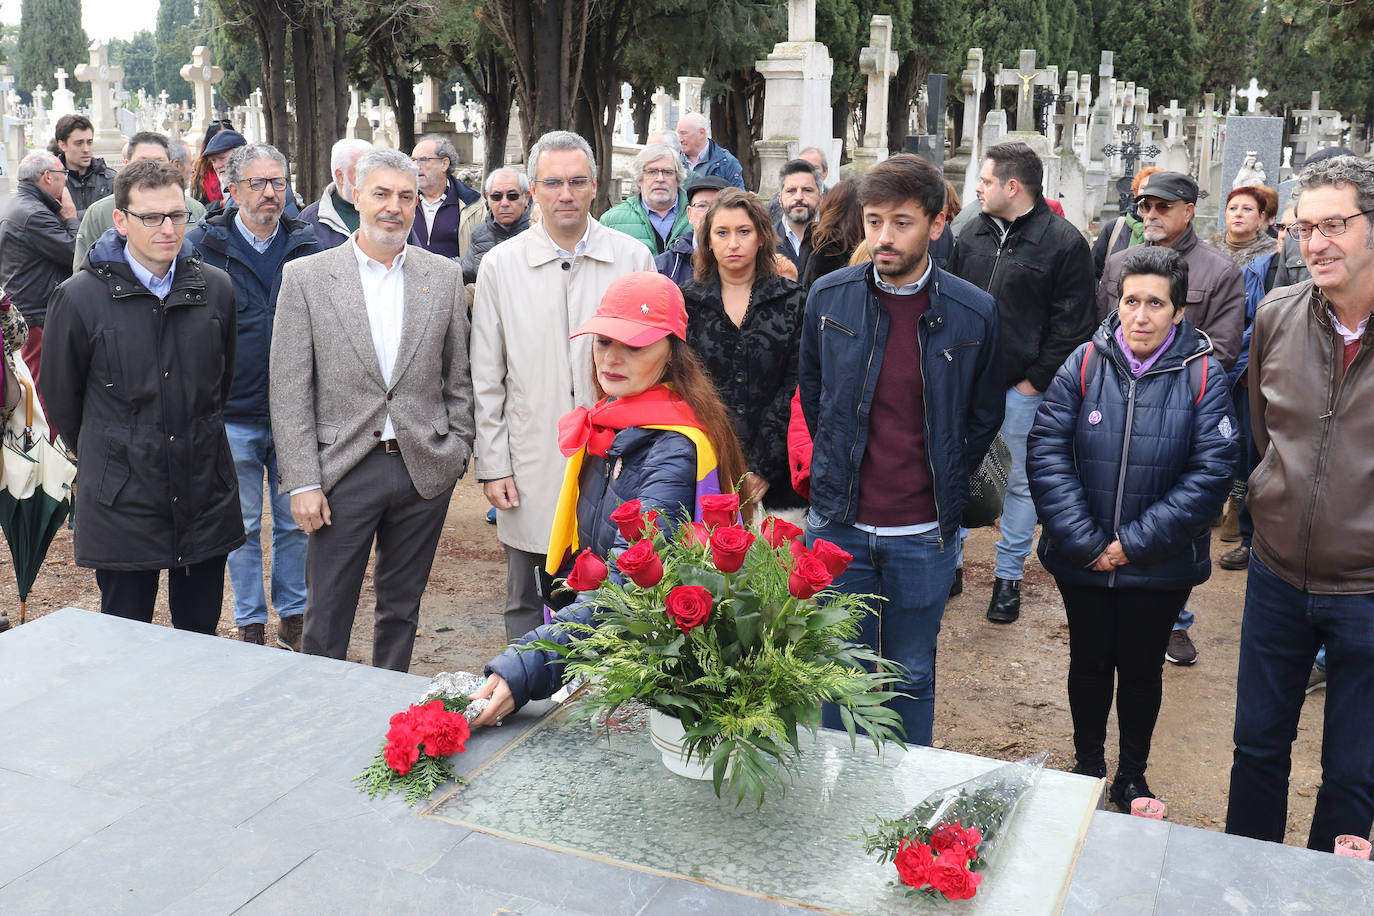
420, 191, 446, 234
351, 235, 406, 440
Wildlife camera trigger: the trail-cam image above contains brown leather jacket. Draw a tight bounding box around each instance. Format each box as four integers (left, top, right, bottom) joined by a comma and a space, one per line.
1247, 280, 1374, 594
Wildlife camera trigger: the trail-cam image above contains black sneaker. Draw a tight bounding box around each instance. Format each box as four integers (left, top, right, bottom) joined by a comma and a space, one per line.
949, 567, 963, 598
986, 578, 1020, 623
1109, 772, 1154, 812
1165, 629, 1197, 665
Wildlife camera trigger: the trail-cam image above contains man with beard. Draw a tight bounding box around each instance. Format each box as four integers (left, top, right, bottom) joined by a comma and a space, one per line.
599, 144, 690, 255
798, 154, 1004, 744
187, 143, 321, 650
50, 114, 115, 217
270, 147, 474, 671
301, 138, 371, 249
409, 134, 480, 258
774, 159, 821, 277
1096, 171, 1245, 666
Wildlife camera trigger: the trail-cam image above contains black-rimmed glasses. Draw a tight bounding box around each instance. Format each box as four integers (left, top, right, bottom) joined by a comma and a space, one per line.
122, 209, 192, 228
241, 177, 287, 192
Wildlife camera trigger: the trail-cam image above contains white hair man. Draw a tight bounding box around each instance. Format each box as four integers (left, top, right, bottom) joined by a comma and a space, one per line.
301, 138, 372, 249
460, 167, 532, 284
675, 112, 744, 189
599, 143, 691, 255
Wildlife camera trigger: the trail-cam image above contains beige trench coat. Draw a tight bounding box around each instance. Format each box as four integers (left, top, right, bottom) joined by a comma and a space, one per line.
471, 217, 654, 554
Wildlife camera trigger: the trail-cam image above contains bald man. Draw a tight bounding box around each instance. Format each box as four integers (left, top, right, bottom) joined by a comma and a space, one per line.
675, 112, 744, 189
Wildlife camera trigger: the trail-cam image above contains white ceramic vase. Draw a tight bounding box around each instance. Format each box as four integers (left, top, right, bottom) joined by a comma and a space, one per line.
647, 709, 731, 781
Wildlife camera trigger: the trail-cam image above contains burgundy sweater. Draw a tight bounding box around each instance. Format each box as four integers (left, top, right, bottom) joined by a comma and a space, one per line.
857, 286, 937, 527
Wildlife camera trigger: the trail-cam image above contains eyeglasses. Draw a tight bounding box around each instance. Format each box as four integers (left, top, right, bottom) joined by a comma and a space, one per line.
45, 167, 69, 177
535, 177, 594, 191
1136, 199, 1184, 214
488, 190, 523, 202
241, 177, 287, 192
642, 168, 676, 179
688, 201, 712, 211
1289, 209, 1374, 240
412, 156, 446, 166
121, 209, 192, 228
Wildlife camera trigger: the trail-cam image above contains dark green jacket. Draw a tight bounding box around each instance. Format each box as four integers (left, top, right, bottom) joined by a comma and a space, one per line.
599, 191, 690, 255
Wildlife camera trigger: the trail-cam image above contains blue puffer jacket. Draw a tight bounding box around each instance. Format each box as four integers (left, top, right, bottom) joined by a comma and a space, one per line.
797, 263, 1005, 544
485, 426, 698, 710
186, 208, 320, 422
1027, 315, 1240, 589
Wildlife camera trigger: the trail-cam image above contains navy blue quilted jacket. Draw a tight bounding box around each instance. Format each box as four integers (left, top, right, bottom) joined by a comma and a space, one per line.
1027, 315, 1239, 589
485, 426, 697, 710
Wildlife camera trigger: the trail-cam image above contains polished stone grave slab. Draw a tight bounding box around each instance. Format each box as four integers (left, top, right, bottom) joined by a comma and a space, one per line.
4, 607, 1372, 914
429, 704, 1101, 915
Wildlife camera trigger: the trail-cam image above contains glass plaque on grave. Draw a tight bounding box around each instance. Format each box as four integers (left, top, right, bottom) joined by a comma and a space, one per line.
427, 701, 1101, 915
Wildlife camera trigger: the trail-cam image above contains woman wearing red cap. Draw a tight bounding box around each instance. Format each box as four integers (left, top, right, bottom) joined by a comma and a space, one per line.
469, 271, 745, 726
681, 188, 808, 516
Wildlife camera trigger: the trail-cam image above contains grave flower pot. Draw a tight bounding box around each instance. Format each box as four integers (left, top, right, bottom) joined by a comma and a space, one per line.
1334, 835, 1372, 859
648, 709, 733, 781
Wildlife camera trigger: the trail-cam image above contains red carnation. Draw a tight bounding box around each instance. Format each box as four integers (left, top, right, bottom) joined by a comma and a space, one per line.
383, 738, 420, 776
681, 521, 710, 548
894, 839, 934, 889
418, 703, 471, 757
664, 585, 713, 633
928, 857, 983, 901
565, 548, 609, 592
609, 499, 648, 542
788, 550, 834, 599
616, 539, 664, 587
699, 493, 740, 528
761, 516, 804, 548
709, 525, 756, 574
810, 538, 853, 576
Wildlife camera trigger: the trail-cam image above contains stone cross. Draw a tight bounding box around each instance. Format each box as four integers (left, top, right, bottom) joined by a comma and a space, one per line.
1160, 99, 1187, 140
54, 68, 68, 92
858, 15, 897, 151
74, 42, 124, 132
787, 0, 815, 43
1238, 78, 1268, 114
994, 49, 1055, 132
677, 76, 704, 115
50, 67, 75, 118
31, 85, 47, 111
650, 86, 673, 132
180, 46, 224, 140
958, 48, 985, 157
420, 76, 442, 118
1293, 91, 1339, 161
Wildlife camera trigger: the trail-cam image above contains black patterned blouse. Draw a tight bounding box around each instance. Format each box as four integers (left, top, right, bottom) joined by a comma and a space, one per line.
681, 273, 808, 509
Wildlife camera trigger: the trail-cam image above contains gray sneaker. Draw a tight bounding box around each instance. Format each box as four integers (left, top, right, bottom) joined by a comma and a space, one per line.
1306, 667, 1327, 694
1165, 629, 1198, 665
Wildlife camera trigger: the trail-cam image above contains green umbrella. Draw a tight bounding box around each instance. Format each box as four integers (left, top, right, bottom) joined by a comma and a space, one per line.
0, 374, 75, 625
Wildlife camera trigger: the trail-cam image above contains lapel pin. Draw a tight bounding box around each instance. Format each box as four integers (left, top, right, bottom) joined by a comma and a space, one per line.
422, 286, 431, 294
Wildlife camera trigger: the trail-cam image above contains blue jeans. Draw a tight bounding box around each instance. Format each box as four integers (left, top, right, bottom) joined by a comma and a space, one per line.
1225, 554, 1374, 851
807, 511, 957, 746
225, 421, 307, 627
995, 387, 1042, 581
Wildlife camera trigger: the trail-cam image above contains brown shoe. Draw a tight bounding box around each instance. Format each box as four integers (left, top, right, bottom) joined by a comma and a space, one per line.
239, 622, 265, 645
1220, 545, 1250, 570
277, 615, 303, 652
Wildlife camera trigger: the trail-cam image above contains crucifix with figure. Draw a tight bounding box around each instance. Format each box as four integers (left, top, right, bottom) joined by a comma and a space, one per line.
994, 50, 1056, 133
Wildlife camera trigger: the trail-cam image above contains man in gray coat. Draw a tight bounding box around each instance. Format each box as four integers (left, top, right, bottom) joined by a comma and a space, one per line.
269, 148, 475, 672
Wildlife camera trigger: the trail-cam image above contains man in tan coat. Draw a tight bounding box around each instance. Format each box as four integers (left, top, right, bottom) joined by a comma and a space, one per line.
471, 130, 653, 640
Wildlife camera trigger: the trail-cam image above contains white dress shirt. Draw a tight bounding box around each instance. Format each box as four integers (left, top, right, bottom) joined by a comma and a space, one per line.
352, 236, 406, 442
420, 192, 445, 235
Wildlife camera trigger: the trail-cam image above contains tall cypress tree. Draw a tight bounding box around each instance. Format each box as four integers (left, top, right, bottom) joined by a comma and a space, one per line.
969, 0, 1049, 79
1192, 0, 1259, 98
154, 0, 196, 98
1099, 0, 1201, 107
17, 0, 89, 100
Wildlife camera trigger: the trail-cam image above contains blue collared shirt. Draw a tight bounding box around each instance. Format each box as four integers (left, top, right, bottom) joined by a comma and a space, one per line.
122, 245, 177, 299
642, 198, 678, 244
235, 210, 280, 253
873, 256, 933, 295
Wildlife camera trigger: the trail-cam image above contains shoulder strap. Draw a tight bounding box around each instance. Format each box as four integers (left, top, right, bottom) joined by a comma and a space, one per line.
1082, 345, 1207, 405
1079, 346, 1100, 396
1107, 216, 1128, 254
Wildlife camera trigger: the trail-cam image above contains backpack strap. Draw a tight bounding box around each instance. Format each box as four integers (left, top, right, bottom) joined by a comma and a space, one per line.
1106, 216, 1128, 256
1082, 344, 1207, 405
1079, 346, 1099, 396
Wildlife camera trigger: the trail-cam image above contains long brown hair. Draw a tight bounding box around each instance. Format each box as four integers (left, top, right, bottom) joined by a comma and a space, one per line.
591, 337, 747, 497
692, 187, 779, 285
811, 178, 862, 255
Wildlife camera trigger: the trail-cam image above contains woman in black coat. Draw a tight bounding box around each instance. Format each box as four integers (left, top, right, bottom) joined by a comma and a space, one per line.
1026, 246, 1238, 811
681, 188, 807, 513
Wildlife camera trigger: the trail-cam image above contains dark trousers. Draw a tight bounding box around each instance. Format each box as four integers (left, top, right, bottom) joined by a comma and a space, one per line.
303, 450, 453, 672
1226, 554, 1374, 851
504, 544, 549, 642
95, 555, 228, 635
1057, 581, 1191, 776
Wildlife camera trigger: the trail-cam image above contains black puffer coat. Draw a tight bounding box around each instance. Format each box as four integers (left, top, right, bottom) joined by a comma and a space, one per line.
682, 273, 806, 508
485, 425, 697, 710
39, 231, 244, 571
1027, 315, 1239, 590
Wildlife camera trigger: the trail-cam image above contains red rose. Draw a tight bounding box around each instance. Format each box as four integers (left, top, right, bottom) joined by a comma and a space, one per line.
664, 585, 713, 633
681, 521, 710, 548
894, 839, 934, 888
699, 493, 740, 528
609, 499, 647, 541
788, 551, 834, 599
642, 509, 663, 537
709, 525, 756, 574
928, 857, 982, 901
810, 538, 853, 576
616, 539, 664, 587
565, 548, 609, 592
761, 516, 804, 548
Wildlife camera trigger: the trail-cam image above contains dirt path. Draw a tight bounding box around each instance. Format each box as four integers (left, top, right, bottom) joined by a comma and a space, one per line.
2, 475, 1325, 845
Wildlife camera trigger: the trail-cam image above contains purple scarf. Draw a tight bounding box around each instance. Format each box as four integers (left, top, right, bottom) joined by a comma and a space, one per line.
1114, 324, 1177, 378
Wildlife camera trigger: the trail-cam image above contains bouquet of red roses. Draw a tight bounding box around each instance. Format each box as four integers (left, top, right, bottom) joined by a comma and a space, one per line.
354, 673, 483, 805
862, 752, 1049, 903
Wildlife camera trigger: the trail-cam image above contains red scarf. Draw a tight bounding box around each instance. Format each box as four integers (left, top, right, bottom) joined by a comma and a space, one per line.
558, 385, 704, 458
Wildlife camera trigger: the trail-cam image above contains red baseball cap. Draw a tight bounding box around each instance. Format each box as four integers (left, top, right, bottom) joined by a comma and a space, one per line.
571, 271, 688, 346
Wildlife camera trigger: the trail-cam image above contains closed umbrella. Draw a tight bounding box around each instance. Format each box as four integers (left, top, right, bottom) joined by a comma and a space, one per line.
0, 368, 76, 627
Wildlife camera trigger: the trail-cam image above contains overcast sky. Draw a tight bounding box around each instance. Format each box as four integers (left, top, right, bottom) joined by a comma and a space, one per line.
1, 0, 160, 43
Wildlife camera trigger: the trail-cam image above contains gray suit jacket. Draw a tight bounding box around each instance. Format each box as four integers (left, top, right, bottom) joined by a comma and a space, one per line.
269, 241, 474, 499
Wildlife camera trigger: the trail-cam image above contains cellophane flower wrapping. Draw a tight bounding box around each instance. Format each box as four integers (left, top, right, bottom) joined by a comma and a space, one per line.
862, 751, 1049, 902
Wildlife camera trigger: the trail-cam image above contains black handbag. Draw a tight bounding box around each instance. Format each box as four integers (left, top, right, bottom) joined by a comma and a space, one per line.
964, 434, 1012, 528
